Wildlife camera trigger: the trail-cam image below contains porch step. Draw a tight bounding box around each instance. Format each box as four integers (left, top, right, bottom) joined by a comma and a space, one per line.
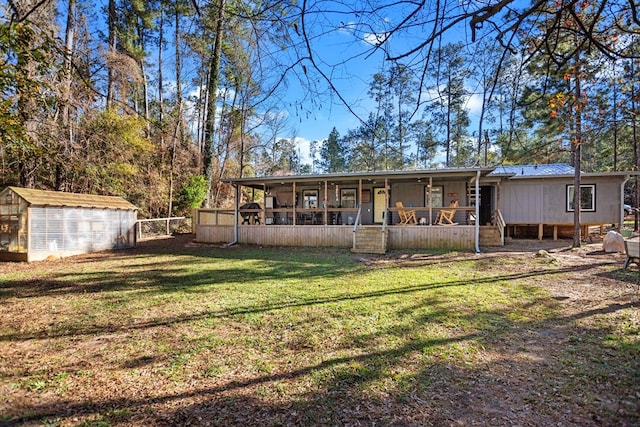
352, 227, 387, 254
479, 225, 503, 246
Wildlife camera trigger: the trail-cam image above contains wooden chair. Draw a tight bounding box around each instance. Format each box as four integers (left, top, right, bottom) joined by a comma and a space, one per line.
437, 200, 459, 225
396, 202, 417, 225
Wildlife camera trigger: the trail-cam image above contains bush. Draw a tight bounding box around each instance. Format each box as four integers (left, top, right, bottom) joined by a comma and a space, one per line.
178, 175, 208, 211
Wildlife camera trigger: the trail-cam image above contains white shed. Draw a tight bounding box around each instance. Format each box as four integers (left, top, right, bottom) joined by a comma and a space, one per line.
0, 187, 137, 262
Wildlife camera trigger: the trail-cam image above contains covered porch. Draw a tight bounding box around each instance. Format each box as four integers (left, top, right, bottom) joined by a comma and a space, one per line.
195, 168, 504, 253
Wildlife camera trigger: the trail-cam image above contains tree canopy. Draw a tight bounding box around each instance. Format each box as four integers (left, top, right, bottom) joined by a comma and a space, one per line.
1, 0, 639, 223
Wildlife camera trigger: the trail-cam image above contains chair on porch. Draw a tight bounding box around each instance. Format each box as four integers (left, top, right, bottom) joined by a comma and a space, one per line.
437, 200, 459, 225
396, 202, 417, 225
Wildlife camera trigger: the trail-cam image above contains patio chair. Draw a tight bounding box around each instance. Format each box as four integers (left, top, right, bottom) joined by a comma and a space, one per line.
437, 200, 459, 225
396, 202, 417, 225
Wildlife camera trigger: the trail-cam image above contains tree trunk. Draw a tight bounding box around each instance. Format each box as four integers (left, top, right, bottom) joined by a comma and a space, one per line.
107, 0, 116, 108
57, 0, 76, 191
202, 0, 225, 208
572, 47, 583, 248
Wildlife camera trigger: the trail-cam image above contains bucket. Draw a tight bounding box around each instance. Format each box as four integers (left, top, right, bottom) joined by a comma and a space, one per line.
620, 229, 633, 238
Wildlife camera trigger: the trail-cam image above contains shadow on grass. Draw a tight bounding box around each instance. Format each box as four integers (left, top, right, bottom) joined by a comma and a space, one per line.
2, 239, 639, 426
0, 257, 615, 343
0, 243, 357, 300
4, 299, 639, 426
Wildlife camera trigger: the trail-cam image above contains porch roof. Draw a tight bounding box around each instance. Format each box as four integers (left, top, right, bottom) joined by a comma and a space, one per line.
224, 167, 495, 189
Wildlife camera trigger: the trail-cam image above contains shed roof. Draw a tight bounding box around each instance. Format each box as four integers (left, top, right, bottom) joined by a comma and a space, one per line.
4, 187, 137, 210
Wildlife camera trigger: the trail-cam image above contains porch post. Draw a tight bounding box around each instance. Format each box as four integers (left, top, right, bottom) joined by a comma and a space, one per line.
385, 178, 389, 225
324, 181, 328, 225
292, 181, 296, 225
475, 170, 480, 253
225, 183, 239, 247
262, 184, 267, 225
428, 177, 433, 225
358, 179, 362, 225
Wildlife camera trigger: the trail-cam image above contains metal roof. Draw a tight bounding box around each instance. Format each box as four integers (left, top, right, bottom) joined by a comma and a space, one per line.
489, 164, 636, 179
489, 163, 576, 177
4, 187, 137, 210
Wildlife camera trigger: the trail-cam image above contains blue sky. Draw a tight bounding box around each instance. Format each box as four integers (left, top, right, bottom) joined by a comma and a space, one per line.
278, 4, 486, 165
54, 0, 484, 166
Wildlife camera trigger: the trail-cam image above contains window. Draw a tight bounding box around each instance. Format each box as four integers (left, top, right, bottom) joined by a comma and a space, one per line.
566, 184, 595, 212
425, 185, 443, 208
303, 190, 318, 209
340, 188, 357, 208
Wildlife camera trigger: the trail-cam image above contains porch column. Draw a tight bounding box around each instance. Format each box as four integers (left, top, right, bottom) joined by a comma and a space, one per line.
292, 181, 296, 225
358, 179, 362, 225
428, 177, 433, 225
324, 180, 328, 225
262, 184, 267, 225
474, 170, 480, 253
385, 178, 389, 225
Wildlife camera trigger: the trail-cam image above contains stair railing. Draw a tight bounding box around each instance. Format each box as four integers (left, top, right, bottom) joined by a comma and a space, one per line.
493, 209, 505, 244
353, 206, 362, 232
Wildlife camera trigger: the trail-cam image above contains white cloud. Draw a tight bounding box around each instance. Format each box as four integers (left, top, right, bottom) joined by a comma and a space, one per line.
465, 92, 484, 117
294, 136, 312, 164
363, 32, 389, 46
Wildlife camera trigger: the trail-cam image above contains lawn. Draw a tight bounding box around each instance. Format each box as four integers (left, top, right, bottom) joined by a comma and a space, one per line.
1, 235, 638, 426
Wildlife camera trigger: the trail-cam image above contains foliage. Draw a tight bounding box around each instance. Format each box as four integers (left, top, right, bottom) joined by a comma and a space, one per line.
3, 0, 640, 217
0, 19, 58, 187
318, 127, 347, 173
177, 175, 209, 210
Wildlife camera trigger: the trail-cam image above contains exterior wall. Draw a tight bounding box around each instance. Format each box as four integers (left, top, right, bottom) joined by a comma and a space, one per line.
0, 189, 28, 253
196, 224, 353, 247
24, 206, 136, 262
500, 177, 623, 225
500, 182, 544, 223
387, 225, 474, 250
196, 224, 475, 250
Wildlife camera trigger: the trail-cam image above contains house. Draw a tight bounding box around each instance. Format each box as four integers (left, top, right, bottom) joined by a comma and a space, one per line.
194, 164, 631, 253
0, 187, 137, 262
488, 164, 631, 240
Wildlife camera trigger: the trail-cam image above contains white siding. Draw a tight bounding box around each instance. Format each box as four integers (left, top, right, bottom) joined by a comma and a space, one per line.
28, 207, 136, 260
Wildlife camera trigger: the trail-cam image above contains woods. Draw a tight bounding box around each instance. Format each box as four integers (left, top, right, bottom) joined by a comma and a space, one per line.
1, 0, 639, 220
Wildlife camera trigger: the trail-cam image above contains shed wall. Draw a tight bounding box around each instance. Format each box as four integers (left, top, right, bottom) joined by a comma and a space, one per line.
26, 207, 136, 262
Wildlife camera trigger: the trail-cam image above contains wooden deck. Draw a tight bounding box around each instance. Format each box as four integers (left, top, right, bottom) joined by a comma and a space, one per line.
196, 224, 488, 250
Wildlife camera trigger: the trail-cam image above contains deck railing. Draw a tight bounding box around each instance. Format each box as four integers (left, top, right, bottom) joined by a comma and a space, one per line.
196, 205, 478, 227
494, 209, 505, 242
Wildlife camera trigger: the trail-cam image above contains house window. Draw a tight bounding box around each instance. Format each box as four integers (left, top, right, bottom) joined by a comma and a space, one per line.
340, 188, 357, 208
303, 190, 318, 209
425, 185, 443, 208
566, 184, 595, 212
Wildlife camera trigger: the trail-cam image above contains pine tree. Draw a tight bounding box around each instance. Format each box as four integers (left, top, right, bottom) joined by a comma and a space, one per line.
319, 127, 347, 173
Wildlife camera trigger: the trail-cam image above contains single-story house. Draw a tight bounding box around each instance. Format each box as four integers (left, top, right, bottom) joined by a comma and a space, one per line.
0, 187, 137, 262
194, 164, 632, 253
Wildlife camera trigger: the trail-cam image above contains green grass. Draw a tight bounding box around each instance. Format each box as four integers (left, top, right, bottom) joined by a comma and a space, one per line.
1, 242, 638, 426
